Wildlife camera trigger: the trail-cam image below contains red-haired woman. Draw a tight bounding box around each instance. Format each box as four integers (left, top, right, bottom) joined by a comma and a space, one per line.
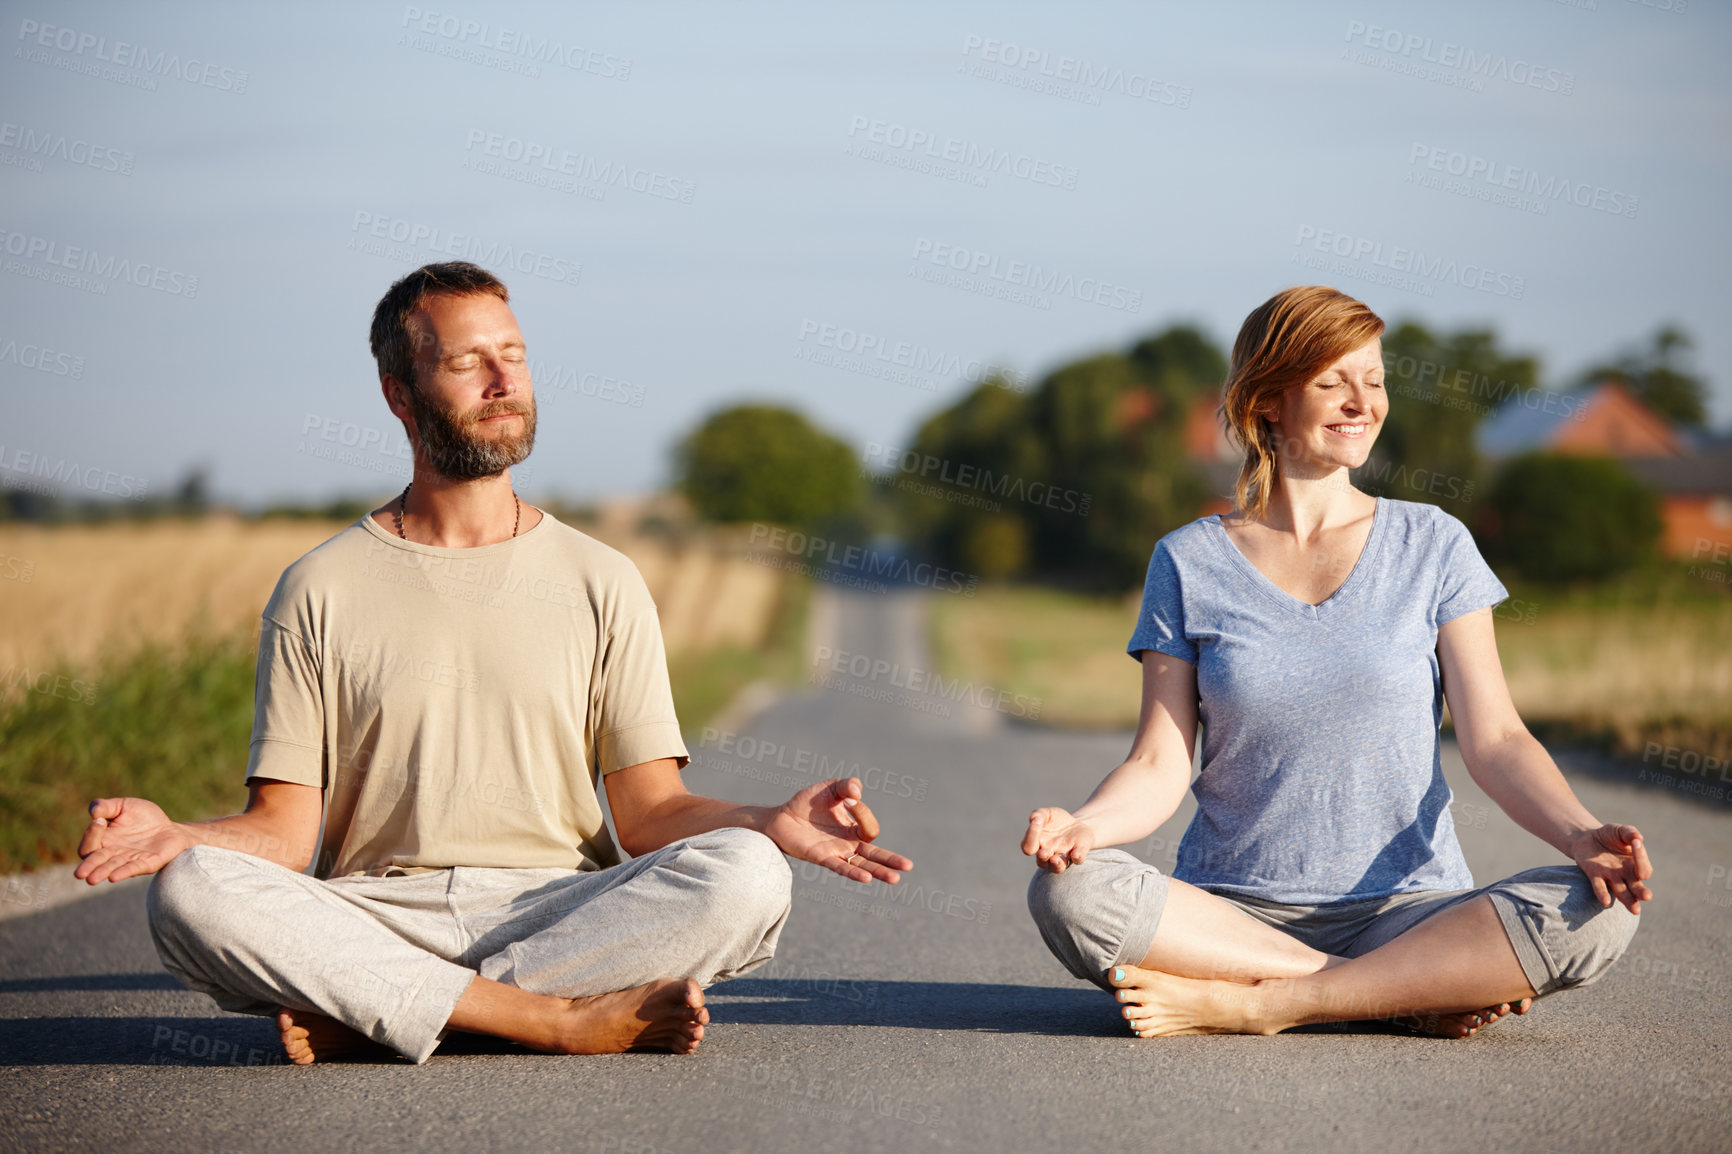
1023, 285, 1647, 1037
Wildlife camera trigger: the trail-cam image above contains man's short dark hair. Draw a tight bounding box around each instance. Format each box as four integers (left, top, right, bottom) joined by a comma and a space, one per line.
368, 262, 510, 389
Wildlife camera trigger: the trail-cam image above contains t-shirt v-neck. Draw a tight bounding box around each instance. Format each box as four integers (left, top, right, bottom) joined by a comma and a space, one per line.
1203, 498, 1387, 622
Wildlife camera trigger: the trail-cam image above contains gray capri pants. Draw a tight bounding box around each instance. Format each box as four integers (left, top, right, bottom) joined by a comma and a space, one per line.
1028, 850, 1638, 999
148, 827, 792, 1064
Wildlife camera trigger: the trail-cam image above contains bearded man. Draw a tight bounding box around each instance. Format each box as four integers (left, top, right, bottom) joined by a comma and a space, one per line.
74, 261, 910, 1064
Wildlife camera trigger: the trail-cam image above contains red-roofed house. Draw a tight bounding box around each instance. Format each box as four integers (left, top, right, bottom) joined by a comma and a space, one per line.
1478, 382, 1732, 560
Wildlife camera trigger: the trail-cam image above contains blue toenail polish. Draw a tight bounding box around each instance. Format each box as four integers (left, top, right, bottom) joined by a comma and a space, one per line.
1114, 968, 1124, 982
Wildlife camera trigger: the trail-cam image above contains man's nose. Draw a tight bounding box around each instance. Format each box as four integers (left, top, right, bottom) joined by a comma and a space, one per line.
483, 356, 518, 393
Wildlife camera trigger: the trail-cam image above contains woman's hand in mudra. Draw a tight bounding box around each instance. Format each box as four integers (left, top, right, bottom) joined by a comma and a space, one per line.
1023, 808, 1096, 874
1568, 823, 1654, 914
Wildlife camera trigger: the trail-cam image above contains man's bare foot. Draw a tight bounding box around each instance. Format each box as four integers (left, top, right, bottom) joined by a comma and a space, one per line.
275, 1008, 394, 1065
1413, 997, 1534, 1039
552, 978, 709, 1055
1108, 964, 1264, 1036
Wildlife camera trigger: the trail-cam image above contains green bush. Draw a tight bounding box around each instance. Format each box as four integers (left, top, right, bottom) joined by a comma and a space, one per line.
676, 404, 862, 527
897, 326, 1224, 591
1483, 454, 1663, 582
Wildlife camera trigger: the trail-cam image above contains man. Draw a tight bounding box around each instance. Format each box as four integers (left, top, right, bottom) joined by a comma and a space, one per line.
74, 261, 911, 1065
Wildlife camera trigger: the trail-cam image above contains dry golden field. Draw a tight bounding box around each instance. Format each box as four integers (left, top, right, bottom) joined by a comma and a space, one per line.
0, 514, 785, 680
1497, 600, 1732, 759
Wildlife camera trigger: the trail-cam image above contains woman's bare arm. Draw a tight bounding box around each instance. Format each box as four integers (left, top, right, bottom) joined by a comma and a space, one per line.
1022, 650, 1198, 872
1439, 607, 1653, 912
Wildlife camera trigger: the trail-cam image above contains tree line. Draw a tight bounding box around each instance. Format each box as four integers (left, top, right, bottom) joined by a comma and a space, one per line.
677, 320, 1711, 588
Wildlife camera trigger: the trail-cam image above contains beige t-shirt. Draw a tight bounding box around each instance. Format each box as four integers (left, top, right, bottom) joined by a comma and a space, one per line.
244, 511, 689, 879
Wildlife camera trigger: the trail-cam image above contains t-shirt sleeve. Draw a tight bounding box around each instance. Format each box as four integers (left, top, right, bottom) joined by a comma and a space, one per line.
244, 616, 326, 788
592, 574, 691, 775
1433, 511, 1509, 626
1126, 537, 1198, 665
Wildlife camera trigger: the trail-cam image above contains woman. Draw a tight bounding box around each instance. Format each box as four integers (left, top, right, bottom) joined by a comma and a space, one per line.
1022, 285, 1648, 1038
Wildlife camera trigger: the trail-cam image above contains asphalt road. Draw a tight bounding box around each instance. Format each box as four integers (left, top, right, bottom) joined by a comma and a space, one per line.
2, 589, 1729, 1154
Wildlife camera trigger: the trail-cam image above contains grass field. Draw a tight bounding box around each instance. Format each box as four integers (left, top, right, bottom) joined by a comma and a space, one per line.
930, 586, 1145, 729
930, 569, 1732, 768
0, 516, 805, 874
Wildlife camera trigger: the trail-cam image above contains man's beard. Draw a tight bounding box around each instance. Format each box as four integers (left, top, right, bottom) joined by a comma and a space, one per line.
406, 389, 537, 481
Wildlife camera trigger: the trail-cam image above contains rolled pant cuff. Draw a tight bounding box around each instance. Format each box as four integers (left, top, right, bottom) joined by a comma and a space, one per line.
379, 961, 478, 1065
1488, 891, 1557, 998
1112, 876, 1168, 975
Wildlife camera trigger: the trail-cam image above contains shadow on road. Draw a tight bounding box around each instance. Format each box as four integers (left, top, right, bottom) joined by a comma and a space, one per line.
0, 972, 183, 993
710, 978, 1133, 1036
0, 1015, 289, 1067
0, 977, 1502, 1068
0, 978, 1125, 1066
709, 979, 1458, 1039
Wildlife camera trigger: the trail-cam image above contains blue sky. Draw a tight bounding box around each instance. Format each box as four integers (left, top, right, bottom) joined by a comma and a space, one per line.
2, 0, 1727, 507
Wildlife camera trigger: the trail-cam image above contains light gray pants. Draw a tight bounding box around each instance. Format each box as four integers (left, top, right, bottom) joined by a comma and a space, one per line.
147, 828, 793, 1063
1028, 850, 1638, 1002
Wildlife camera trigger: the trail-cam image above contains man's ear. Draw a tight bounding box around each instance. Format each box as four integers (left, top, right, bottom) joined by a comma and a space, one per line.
381, 374, 413, 421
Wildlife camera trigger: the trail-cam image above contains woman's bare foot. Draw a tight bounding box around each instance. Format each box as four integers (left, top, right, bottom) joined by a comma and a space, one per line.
552, 978, 709, 1055
275, 1008, 394, 1065
1108, 965, 1264, 1036
1108, 966, 1535, 1040
1414, 997, 1534, 1039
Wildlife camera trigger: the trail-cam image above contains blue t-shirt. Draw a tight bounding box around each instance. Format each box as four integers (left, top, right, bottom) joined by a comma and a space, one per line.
1126, 497, 1508, 905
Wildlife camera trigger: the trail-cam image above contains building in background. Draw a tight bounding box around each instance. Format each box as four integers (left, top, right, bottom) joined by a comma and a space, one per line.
1478, 382, 1732, 560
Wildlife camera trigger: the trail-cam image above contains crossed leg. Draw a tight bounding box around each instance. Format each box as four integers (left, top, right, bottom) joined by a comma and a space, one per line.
1112, 878, 1533, 1038
153, 830, 790, 1065
276, 976, 708, 1065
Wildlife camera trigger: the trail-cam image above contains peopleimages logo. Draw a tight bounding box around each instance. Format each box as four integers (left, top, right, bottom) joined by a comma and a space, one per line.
796, 319, 1026, 394
697, 727, 930, 803
0, 444, 150, 499
959, 35, 1193, 108
0, 663, 98, 706
0, 228, 199, 297
1342, 21, 1574, 95
910, 238, 1142, 313
1292, 225, 1525, 300
347, 211, 581, 288
863, 443, 1091, 516
462, 130, 695, 204
746, 524, 978, 597
1407, 145, 1638, 219
1383, 352, 1586, 423
810, 645, 1041, 721
15, 18, 250, 93
845, 115, 1080, 190
399, 7, 630, 79
0, 121, 134, 175
0, 337, 83, 378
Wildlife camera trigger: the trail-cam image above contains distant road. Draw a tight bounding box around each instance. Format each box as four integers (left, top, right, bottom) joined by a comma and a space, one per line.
2, 589, 1727, 1154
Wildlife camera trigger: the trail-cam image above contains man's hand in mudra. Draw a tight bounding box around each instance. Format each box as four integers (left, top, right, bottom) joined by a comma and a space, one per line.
1569, 823, 1654, 914
74, 797, 194, 884
764, 778, 911, 885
